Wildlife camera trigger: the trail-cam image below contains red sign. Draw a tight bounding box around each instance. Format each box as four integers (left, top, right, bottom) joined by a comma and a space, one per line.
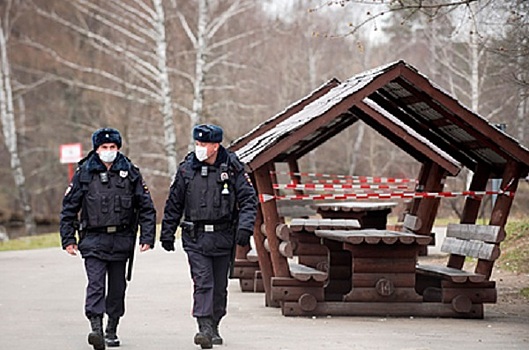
60, 143, 83, 164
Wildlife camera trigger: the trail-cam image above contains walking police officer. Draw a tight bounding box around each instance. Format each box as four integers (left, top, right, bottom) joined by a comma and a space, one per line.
60, 128, 156, 350
160, 124, 257, 349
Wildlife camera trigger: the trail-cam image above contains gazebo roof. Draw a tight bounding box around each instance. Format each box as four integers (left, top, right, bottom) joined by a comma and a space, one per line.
230, 60, 529, 178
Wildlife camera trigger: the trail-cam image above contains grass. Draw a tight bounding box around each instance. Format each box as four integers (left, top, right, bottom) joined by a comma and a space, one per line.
2, 221, 529, 274
496, 220, 529, 274
0, 232, 61, 252
0, 225, 168, 252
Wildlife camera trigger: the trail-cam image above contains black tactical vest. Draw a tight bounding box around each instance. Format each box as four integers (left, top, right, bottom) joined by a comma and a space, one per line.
184, 162, 236, 223
81, 170, 136, 230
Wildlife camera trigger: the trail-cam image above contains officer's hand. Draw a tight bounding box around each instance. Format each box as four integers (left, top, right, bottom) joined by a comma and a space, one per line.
65, 244, 78, 256
161, 240, 175, 252
140, 244, 151, 252
236, 229, 252, 247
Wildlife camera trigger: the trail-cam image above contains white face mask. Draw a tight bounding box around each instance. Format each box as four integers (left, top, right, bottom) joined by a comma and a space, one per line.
99, 150, 118, 163
195, 145, 208, 162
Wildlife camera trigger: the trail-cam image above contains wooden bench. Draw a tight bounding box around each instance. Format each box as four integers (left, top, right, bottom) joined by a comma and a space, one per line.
401, 213, 435, 246
415, 223, 503, 318
232, 258, 261, 292
314, 202, 397, 229
276, 200, 317, 219
269, 218, 360, 314
231, 229, 262, 293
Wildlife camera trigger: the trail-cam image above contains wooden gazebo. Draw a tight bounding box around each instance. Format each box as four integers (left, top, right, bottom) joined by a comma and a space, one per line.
229, 60, 529, 318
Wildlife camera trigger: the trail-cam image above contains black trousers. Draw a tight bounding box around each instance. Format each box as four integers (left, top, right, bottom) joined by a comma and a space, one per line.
84, 257, 127, 319
186, 251, 231, 322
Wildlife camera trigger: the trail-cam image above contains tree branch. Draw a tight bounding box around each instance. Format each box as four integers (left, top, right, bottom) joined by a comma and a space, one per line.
311, 0, 481, 37
73, 0, 157, 43
20, 37, 161, 101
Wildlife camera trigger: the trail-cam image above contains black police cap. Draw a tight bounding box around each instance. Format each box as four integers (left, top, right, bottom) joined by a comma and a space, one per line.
193, 124, 223, 143
92, 127, 122, 149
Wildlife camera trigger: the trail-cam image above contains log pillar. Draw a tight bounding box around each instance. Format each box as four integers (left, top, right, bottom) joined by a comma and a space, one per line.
253, 163, 290, 279
410, 161, 446, 255
478, 160, 522, 278
448, 163, 491, 269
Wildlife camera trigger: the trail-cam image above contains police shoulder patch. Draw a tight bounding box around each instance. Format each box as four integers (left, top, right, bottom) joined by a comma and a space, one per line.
64, 183, 73, 197
244, 172, 253, 187
142, 179, 150, 193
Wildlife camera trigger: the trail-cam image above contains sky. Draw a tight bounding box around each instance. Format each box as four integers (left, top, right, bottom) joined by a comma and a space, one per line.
260, 0, 388, 43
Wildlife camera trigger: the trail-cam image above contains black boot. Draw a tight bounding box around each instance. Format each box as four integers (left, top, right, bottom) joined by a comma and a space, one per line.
88, 315, 105, 350
211, 319, 223, 345
194, 317, 213, 349
105, 316, 120, 347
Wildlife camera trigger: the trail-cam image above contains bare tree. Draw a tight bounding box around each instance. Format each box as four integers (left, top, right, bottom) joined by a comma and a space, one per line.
0, 4, 36, 236
28, 0, 179, 177
490, 0, 529, 143
176, 0, 256, 151
310, 0, 481, 37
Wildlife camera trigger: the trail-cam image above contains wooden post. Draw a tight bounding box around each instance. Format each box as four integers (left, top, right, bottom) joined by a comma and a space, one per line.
269, 166, 281, 199
252, 207, 276, 306
460, 163, 491, 224
477, 160, 521, 278
409, 162, 428, 214
253, 163, 290, 278
287, 158, 304, 196
411, 161, 446, 255
68, 163, 75, 182
448, 163, 491, 269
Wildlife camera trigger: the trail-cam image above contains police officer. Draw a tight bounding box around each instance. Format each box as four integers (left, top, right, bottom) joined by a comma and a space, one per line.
160, 124, 257, 349
60, 128, 156, 350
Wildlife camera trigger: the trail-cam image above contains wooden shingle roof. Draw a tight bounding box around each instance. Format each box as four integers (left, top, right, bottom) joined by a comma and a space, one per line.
230, 60, 529, 178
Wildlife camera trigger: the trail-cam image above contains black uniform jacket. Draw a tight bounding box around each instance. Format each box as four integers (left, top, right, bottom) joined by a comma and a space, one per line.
160, 146, 257, 256
60, 151, 156, 261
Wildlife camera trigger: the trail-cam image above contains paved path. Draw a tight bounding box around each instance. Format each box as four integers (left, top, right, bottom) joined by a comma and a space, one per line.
0, 244, 528, 350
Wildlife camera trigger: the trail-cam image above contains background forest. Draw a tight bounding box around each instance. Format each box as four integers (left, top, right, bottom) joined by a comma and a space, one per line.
1, 0, 528, 237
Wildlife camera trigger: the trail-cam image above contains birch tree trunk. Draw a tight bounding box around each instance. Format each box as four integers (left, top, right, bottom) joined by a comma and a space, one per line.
307, 44, 318, 173
348, 123, 365, 176
348, 49, 371, 176
516, 37, 527, 142
0, 21, 37, 236
153, 0, 177, 177
178, 0, 255, 151
31, 0, 180, 178
189, 0, 208, 151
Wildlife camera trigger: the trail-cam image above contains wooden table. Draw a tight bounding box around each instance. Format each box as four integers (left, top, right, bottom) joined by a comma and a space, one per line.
313, 202, 397, 229
315, 229, 431, 303
277, 228, 487, 318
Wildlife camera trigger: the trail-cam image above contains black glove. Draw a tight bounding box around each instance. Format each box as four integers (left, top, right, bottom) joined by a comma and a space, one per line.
161, 240, 175, 252
236, 229, 252, 247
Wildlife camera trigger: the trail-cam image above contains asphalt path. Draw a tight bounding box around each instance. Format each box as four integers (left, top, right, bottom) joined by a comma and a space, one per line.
0, 243, 528, 350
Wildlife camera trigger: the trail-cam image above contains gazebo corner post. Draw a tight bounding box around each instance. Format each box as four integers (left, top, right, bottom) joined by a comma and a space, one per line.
411, 161, 446, 255
448, 163, 491, 269
477, 160, 522, 278
253, 163, 291, 280
287, 158, 304, 197
459, 163, 492, 224
251, 205, 276, 306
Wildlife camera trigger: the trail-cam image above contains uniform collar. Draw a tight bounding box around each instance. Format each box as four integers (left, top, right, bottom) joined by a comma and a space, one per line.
191, 145, 228, 169
82, 151, 131, 173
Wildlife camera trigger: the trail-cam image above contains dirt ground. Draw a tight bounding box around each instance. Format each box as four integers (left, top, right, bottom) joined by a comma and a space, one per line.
489, 267, 529, 317
419, 255, 529, 318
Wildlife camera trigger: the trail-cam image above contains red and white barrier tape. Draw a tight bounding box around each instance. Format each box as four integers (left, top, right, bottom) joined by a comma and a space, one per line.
274, 183, 412, 191
303, 179, 409, 185
259, 190, 514, 203
270, 171, 416, 184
